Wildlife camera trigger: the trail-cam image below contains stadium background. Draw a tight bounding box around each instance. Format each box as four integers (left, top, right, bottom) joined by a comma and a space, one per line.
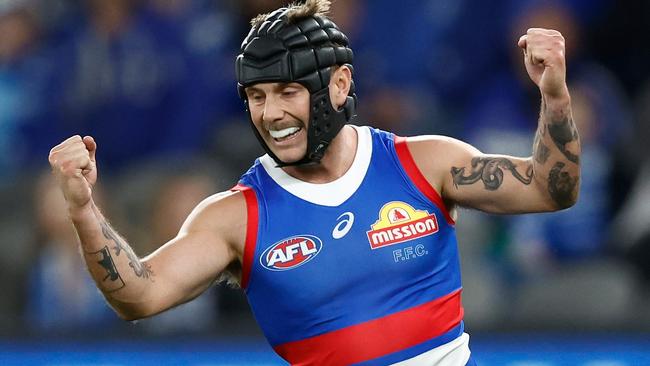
0, 0, 649, 364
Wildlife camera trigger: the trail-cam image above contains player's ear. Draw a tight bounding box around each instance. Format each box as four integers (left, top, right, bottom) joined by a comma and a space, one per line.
329, 65, 352, 109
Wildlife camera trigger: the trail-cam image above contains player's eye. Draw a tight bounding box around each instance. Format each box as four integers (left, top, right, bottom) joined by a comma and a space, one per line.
282, 89, 297, 97
250, 94, 264, 103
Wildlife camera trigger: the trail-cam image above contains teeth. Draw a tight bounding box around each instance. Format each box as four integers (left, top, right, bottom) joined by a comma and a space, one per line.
269, 127, 300, 139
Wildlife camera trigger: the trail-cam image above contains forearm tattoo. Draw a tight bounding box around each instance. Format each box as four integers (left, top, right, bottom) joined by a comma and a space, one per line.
548, 161, 579, 208
533, 126, 551, 165
90, 246, 126, 292
100, 221, 154, 280
451, 157, 533, 191
547, 115, 580, 164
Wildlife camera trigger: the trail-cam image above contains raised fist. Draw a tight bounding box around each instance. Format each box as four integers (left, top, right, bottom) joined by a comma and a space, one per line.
518, 28, 569, 99
48, 135, 98, 210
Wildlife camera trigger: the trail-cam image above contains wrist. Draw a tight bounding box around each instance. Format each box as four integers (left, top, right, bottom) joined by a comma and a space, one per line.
67, 201, 96, 223
542, 88, 571, 119
542, 86, 571, 109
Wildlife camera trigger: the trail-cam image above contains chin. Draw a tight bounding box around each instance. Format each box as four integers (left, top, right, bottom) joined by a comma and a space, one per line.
270, 147, 306, 164
263, 137, 305, 163
276, 152, 305, 164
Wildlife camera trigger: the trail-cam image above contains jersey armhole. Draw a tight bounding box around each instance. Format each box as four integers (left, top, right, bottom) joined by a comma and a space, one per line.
230, 184, 259, 289
394, 136, 456, 225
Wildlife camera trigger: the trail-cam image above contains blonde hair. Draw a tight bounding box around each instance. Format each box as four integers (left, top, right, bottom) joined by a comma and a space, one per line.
250, 0, 332, 28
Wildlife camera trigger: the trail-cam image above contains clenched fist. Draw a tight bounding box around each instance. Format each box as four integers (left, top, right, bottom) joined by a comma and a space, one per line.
48, 135, 98, 210
518, 28, 569, 99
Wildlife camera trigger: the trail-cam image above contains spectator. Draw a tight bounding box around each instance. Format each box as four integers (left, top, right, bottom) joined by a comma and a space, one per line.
0, 1, 54, 183
22, 0, 210, 171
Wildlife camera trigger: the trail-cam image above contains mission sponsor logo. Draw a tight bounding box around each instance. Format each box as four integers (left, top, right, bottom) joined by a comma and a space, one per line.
260, 235, 323, 271
367, 201, 439, 249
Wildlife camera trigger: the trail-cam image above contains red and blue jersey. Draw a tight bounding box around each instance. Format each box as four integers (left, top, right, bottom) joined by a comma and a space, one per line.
233, 126, 472, 365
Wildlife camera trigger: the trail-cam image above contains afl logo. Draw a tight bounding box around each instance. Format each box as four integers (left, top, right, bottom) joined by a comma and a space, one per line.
260, 235, 323, 271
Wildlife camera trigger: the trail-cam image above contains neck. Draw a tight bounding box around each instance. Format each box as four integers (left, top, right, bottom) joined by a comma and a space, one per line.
282, 125, 358, 183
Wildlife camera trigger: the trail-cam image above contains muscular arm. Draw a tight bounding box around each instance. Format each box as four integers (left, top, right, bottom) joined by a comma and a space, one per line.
70, 191, 245, 320
75, 203, 151, 299
49, 136, 245, 320
530, 95, 580, 209
449, 95, 578, 213
407, 29, 580, 214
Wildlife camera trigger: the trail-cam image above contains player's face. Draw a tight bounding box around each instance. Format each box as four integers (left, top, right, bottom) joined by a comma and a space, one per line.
245, 82, 311, 163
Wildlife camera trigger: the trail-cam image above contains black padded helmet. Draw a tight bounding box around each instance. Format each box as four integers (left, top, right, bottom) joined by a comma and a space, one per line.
235, 6, 356, 166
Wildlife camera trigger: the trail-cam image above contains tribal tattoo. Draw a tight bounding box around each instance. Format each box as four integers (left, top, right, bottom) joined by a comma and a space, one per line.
90, 246, 126, 292
547, 115, 580, 164
451, 157, 533, 191
548, 161, 579, 208
100, 221, 154, 280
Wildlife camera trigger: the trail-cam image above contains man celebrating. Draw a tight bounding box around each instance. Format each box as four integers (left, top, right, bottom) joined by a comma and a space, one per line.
48, 0, 580, 364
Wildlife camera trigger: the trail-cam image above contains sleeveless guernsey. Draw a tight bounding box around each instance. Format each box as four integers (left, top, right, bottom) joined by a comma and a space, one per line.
232, 126, 472, 365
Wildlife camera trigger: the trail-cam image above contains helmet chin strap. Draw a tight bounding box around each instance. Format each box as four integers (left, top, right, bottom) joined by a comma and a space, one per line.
247, 85, 355, 167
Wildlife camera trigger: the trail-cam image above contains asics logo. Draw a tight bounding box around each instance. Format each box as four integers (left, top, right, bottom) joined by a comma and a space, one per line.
332, 212, 355, 239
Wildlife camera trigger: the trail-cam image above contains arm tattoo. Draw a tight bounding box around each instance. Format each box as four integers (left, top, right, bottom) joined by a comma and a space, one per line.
90, 246, 126, 292
548, 161, 579, 208
451, 157, 533, 191
533, 126, 551, 165
100, 221, 154, 280
548, 116, 580, 164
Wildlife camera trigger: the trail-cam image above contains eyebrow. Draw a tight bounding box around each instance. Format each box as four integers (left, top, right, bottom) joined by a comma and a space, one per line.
246, 82, 300, 94
245, 86, 263, 94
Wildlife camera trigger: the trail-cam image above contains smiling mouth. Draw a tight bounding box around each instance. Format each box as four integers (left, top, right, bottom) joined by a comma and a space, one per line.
269, 126, 302, 142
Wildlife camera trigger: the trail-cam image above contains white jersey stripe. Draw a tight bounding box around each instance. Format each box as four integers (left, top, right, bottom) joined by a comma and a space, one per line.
391, 333, 471, 366
260, 125, 372, 207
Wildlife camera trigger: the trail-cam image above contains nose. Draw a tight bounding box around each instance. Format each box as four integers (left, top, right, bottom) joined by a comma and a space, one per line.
262, 95, 284, 124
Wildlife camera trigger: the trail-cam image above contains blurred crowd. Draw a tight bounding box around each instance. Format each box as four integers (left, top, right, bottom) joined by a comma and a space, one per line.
1, 0, 649, 339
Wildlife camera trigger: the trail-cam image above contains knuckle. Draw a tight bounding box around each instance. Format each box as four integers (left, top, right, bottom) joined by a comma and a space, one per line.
58, 165, 69, 175
551, 50, 564, 58
64, 164, 79, 176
